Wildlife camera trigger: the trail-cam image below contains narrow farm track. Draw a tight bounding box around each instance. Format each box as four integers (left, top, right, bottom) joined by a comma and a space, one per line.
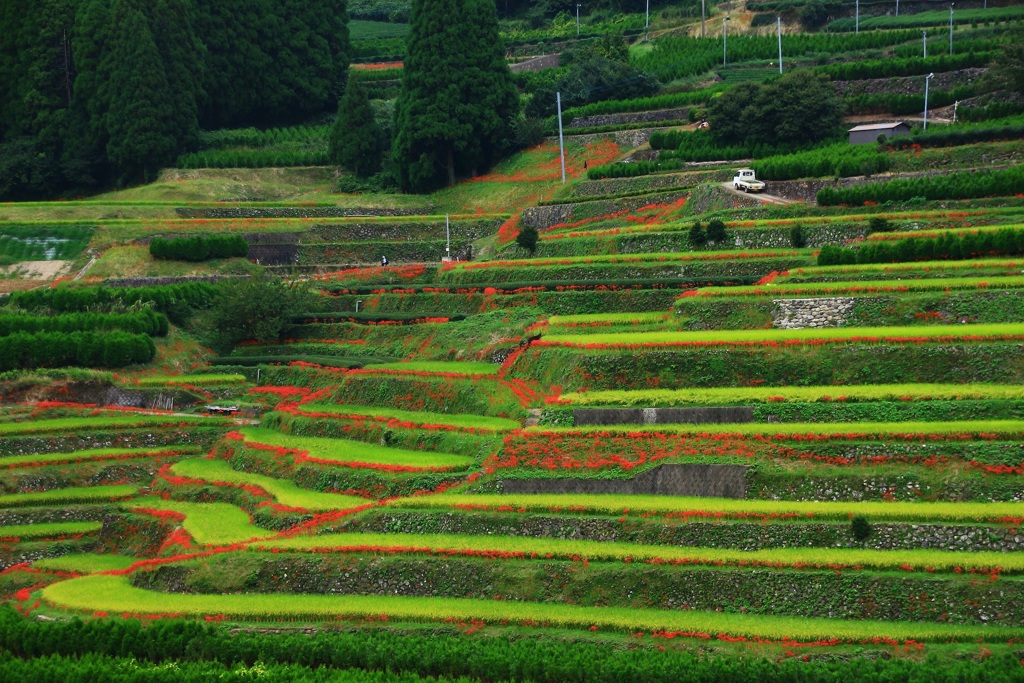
719, 181, 795, 205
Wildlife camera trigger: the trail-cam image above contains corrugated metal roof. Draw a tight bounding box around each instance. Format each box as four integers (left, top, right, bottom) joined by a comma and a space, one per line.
848, 122, 909, 132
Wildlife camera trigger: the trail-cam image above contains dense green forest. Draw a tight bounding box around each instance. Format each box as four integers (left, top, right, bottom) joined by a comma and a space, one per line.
0, 0, 350, 196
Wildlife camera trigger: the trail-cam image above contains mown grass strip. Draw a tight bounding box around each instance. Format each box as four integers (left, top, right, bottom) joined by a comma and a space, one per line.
169, 459, 371, 512
0, 446, 203, 470
128, 374, 248, 387
295, 404, 520, 433
679, 276, 1024, 300
33, 554, 140, 574
359, 361, 499, 376
0, 485, 138, 508
235, 428, 475, 471
441, 250, 806, 271
790, 257, 1024, 278
547, 312, 670, 327
254, 531, 1024, 574
527, 420, 1024, 439
43, 574, 1024, 642
0, 522, 102, 540
391, 493, 1024, 524
0, 416, 225, 436
540, 323, 1024, 347
559, 383, 1024, 407
127, 497, 276, 546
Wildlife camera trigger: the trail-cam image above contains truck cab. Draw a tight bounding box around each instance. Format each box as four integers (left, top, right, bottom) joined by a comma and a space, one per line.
733, 169, 765, 193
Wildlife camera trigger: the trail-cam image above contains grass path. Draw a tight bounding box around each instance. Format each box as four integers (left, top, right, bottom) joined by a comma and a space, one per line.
0, 485, 138, 508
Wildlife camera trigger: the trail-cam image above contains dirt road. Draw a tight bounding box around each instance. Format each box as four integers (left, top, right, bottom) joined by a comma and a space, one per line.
719, 182, 796, 205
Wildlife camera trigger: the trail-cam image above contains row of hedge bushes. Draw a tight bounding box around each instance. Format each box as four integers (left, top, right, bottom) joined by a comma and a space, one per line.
9, 283, 218, 324
845, 86, 977, 117
209, 355, 394, 368
885, 122, 1024, 150
0, 331, 156, 372
753, 143, 890, 181
321, 276, 764, 295
818, 227, 1024, 265
585, 159, 683, 180
816, 51, 995, 81
0, 309, 168, 337
150, 235, 248, 261
817, 165, 1024, 206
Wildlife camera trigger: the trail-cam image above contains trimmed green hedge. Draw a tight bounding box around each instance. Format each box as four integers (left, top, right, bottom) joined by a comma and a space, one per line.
0, 309, 168, 337
817, 166, 1024, 206
150, 234, 248, 261
818, 227, 1024, 265
0, 331, 156, 371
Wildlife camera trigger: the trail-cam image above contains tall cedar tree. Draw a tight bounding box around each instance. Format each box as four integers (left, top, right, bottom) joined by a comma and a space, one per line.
103, 2, 179, 182
330, 76, 385, 177
393, 0, 520, 192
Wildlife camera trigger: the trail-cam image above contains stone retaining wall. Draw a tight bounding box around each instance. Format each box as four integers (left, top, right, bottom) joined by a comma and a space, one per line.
772, 297, 856, 329
520, 190, 689, 229
574, 406, 753, 426
570, 107, 691, 129
500, 463, 748, 499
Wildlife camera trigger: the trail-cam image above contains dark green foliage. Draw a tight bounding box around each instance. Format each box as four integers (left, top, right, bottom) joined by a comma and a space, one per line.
2, 606, 1024, 682
817, 165, 1024, 206
708, 71, 842, 147
149, 234, 249, 261
193, 273, 321, 354
753, 144, 890, 181
9, 282, 217, 325
817, 228, 1024, 266
330, 76, 385, 177
705, 219, 728, 244
884, 122, 1024, 150
515, 225, 539, 254
586, 159, 682, 180
392, 0, 520, 192
0, 309, 168, 337
0, 330, 155, 371
868, 217, 892, 234
560, 89, 718, 127
688, 222, 707, 248
850, 515, 872, 542
817, 52, 995, 81
789, 224, 807, 249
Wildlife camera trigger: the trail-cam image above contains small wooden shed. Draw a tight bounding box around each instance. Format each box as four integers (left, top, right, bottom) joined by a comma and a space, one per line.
847, 121, 913, 145
848, 121, 911, 145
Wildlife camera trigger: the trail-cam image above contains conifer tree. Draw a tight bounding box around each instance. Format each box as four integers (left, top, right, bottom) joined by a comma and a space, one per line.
393, 0, 520, 192
103, 2, 178, 182
330, 75, 384, 177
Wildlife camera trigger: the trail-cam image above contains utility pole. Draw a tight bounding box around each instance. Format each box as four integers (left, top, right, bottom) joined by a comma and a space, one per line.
855, 0, 859, 33
556, 92, 566, 185
923, 72, 934, 130
896, 0, 899, 17
576, 4, 581, 36
723, 15, 730, 66
922, 30, 927, 58
701, 0, 706, 37
645, 0, 650, 41
445, 215, 451, 260
949, 4, 954, 55
777, 17, 783, 74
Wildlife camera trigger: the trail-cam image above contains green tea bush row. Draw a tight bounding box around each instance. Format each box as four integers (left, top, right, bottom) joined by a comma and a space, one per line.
0, 331, 155, 372
10, 282, 217, 323
177, 149, 330, 169
4, 606, 1024, 683
845, 86, 976, 116
634, 30, 919, 82
884, 122, 1024, 149
958, 101, 1024, 122
817, 51, 995, 81
195, 125, 330, 150
585, 159, 682, 180
559, 89, 719, 125
150, 235, 248, 261
828, 5, 1024, 30
210, 355, 392, 369
817, 165, 1024, 206
818, 227, 1024, 265
0, 309, 168, 337
753, 144, 890, 181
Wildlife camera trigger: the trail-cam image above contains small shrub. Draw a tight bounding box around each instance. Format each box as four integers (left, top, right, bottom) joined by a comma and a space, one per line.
851, 515, 872, 543
706, 219, 728, 244
688, 222, 707, 248
789, 224, 807, 249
